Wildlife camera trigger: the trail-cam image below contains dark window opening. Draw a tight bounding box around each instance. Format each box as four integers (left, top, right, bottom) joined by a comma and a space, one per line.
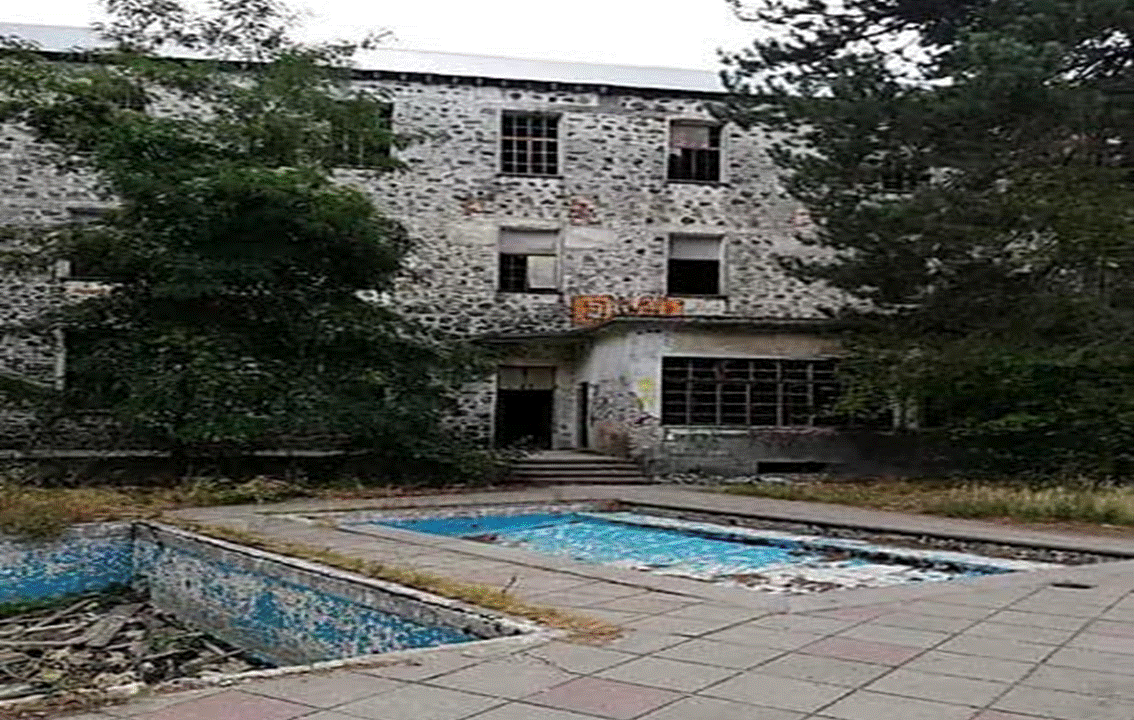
668, 235, 721, 296
661, 357, 841, 427
501, 112, 559, 176
668, 259, 719, 295
668, 122, 721, 182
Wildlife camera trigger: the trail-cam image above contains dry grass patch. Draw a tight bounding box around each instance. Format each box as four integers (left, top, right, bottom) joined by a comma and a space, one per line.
726, 479, 1134, 527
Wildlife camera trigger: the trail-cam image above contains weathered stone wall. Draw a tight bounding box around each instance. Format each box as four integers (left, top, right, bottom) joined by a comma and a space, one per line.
0, 72, 844, 452
339, 80, 840, 336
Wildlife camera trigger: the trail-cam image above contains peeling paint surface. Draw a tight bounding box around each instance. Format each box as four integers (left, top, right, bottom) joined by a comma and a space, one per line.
377, 510, 1057, 594
1, 523, 506, 667
0, 524, 133, 604
133, 534, 478, 665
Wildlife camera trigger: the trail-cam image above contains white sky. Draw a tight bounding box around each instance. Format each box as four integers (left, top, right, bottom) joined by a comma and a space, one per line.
3, 0, 762, 70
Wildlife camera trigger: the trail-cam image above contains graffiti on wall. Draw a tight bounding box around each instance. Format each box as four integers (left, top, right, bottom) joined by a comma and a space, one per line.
571, 295, 684, 326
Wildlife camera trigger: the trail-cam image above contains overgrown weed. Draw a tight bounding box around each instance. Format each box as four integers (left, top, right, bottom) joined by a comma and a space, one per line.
726, 477, 1134, 527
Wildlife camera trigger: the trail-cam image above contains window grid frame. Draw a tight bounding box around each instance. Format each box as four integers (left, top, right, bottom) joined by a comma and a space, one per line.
661, 357, 839, 428
501, 112, 560, 177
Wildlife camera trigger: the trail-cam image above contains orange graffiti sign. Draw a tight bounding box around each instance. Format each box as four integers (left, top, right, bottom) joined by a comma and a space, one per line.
571, 295, 685, 326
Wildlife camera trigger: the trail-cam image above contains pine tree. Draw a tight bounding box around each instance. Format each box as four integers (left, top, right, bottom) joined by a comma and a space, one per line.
721, 0, 1134, 475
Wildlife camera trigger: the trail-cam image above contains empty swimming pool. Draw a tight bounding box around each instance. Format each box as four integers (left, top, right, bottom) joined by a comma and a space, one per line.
372, 510, 1055, 594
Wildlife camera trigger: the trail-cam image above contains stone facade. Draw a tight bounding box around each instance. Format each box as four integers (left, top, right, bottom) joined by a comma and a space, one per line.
0, 32, 867, 470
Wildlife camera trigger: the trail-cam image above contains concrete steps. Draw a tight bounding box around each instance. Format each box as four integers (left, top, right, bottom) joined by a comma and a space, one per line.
508, 451, 652, 484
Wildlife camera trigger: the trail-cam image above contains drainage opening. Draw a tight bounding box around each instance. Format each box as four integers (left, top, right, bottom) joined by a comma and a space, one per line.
1050, 581, 1096, 589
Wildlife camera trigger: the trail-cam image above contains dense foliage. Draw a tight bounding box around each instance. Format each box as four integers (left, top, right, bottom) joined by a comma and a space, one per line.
721, 0, 1134, 476
0, 0, 491, 472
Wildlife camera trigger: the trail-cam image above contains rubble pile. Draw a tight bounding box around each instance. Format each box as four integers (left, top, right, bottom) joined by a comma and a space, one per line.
0, 589, 267, 702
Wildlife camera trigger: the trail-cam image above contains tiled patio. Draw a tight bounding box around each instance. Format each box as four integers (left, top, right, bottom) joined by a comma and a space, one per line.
53, 486, 1134, 720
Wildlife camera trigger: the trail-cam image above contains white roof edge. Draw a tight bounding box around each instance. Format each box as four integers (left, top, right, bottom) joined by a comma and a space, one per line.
0, 22, 725, 93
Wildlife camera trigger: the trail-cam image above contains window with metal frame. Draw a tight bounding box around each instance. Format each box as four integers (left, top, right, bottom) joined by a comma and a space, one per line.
661, 357, 840, 427
498, 229, 559, 293
668, 121, 721, 182
501, 112, 559, 176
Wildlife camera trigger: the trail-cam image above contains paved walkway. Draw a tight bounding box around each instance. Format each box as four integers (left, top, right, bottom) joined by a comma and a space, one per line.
58, 486, 1134, 720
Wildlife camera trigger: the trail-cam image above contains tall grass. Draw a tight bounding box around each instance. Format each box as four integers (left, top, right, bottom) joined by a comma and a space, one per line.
727, 479, 1134, 527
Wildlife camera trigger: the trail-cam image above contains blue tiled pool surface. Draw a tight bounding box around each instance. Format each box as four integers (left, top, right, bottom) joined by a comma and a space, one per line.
1, 523, 502, 666
376, 510, 1053, 594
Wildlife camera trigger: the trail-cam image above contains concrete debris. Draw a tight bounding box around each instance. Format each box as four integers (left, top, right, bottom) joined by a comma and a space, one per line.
0, 588, 267, 700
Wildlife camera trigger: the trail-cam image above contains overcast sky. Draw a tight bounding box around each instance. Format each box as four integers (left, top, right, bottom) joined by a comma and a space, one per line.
4, 0, 761, 70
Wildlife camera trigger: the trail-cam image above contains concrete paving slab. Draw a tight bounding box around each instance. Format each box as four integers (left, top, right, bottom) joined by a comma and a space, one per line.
748, 613, 856, 635
520, 641, 637, 674
637, 695, 804, 720
464, 704, 605, 720
798, 636, 923, 665
595, 655, 737, 692
1082, 619, 1134, 637
993, 685, 1134, 720
1045, 646, 1134, 674
427, 657, 577, 698
988, 609, 1090, 631
700, 671, 850, 712
836, 622, 950, 648
622, 614, 736, 636
755, 653, 890, 687
241, 671, 401, 708
523, 677, 683, 720
869, 611, 975, 633
865, 667, 1009, 706
701, 625, 825, 650
900, 649, 1036, 683
963, 620, 1078, 645
817, 689, 976, 720
1022, 664, 1134, 699
652, 638, 784, 669
332, 684, 503, 720
935, 634, 1055, 662
129, 691, 310, 720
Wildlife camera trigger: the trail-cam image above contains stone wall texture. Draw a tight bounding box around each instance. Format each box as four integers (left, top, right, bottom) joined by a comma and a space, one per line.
0, 68, 850, 464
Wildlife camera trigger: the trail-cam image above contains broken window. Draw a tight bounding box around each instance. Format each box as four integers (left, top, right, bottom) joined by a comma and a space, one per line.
667, 235, 722, 296
668, 121, 721, 182
501, 112, 559, 176
661, 357, 840, 427
498, 229, 559, 293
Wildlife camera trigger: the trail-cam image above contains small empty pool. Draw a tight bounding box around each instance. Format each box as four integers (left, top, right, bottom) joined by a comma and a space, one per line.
370, 509, 1056, 594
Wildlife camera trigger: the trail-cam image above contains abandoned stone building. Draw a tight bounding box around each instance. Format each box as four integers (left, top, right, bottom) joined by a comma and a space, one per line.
0, 23, 869, 474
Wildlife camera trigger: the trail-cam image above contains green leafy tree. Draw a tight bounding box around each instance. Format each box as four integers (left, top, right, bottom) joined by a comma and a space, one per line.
721, 0, 1134, 476
0, 0, 490, 471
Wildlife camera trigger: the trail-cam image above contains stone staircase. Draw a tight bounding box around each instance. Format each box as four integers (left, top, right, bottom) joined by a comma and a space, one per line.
508, 450, 652, 484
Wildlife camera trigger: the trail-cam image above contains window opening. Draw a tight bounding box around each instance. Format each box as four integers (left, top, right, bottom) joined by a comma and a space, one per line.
498, 229, 559, 293
667, 235, 721, 296
502, 112, 559, 176
668, 122, 721, 182
661, 357, 840, 427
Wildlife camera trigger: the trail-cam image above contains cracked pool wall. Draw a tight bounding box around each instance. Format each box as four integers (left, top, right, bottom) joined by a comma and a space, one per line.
1, 523, 524, 665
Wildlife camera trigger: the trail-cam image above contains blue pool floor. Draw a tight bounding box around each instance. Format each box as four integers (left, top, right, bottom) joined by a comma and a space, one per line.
376, 512, 1007, 592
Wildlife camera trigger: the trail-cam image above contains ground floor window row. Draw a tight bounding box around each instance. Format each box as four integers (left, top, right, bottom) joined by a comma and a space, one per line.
661, 357, 841, 427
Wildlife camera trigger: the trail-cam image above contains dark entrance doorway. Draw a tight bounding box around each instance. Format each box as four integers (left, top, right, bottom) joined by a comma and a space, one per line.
577, 382, 590, 449
494, 366, 555, 449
